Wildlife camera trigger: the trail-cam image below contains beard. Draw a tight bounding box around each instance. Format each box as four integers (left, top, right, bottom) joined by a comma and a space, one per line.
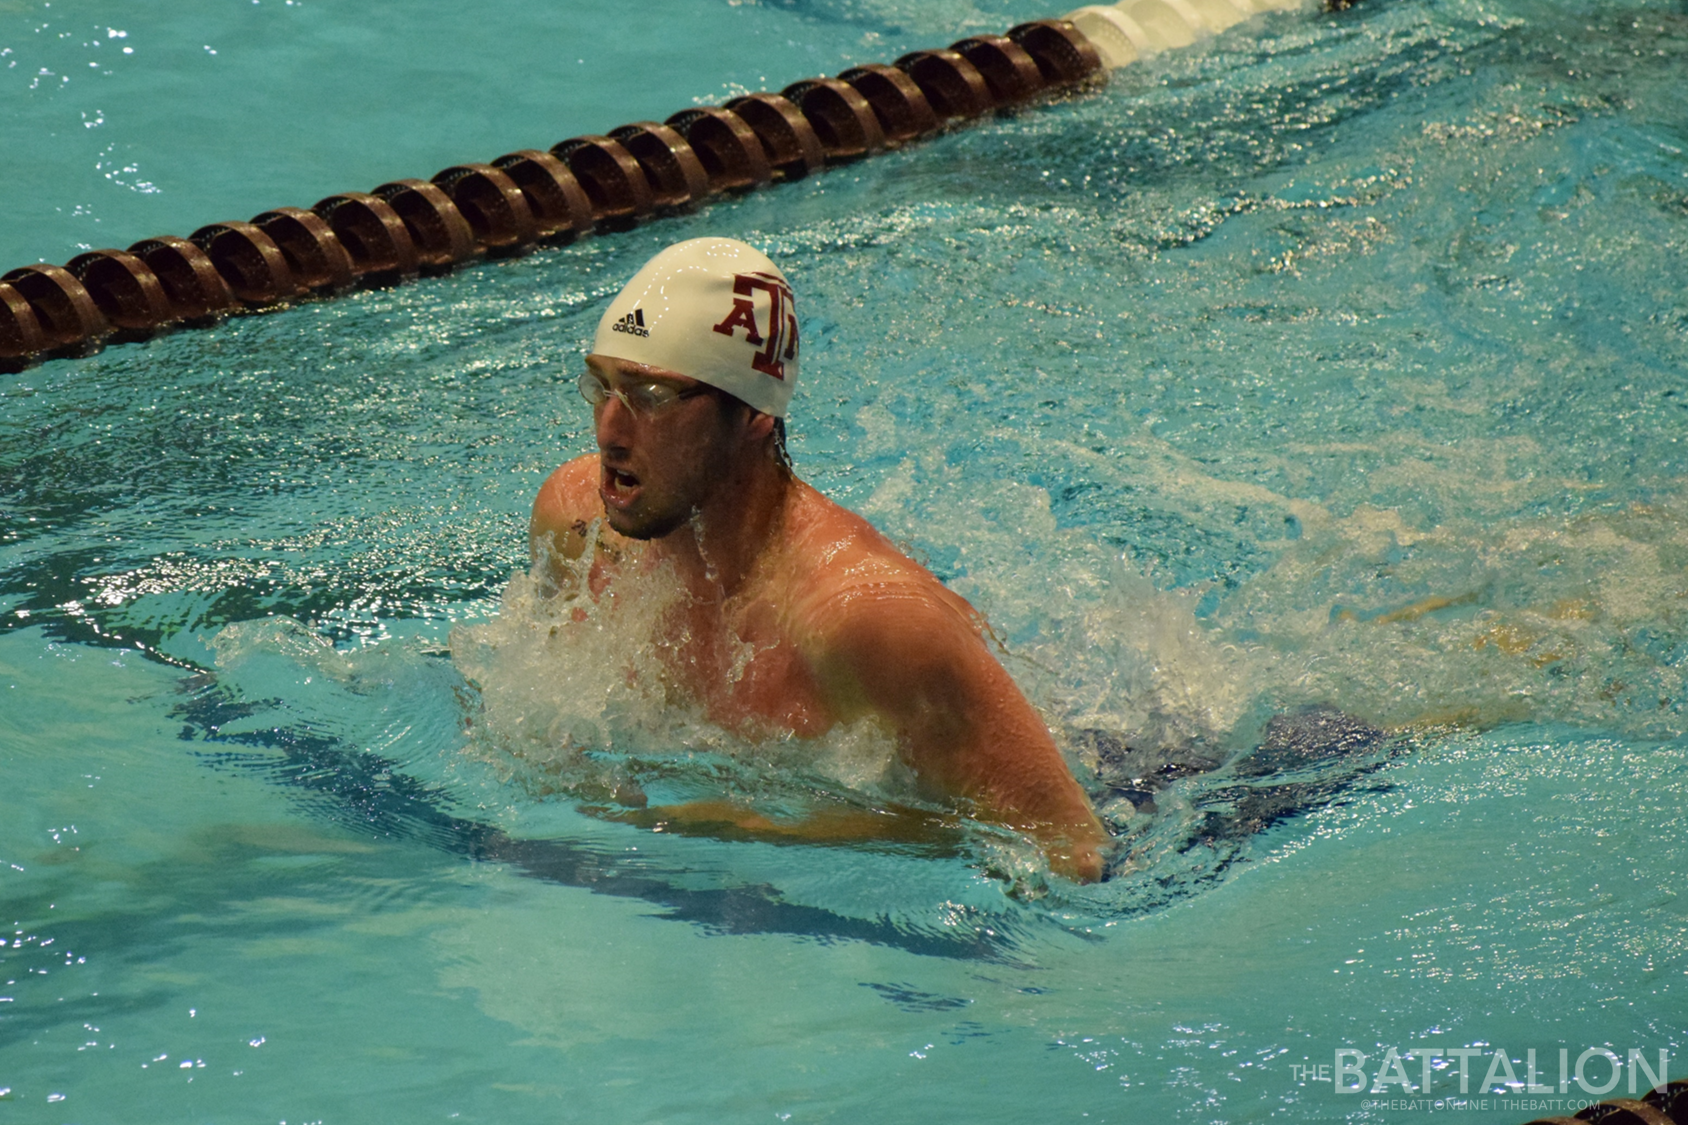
597, 395, 744, 540
600, 445, 728, 542
603, 498, 697, 541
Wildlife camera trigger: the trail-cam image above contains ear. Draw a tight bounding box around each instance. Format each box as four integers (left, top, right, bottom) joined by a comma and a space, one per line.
741, 409, 777, 446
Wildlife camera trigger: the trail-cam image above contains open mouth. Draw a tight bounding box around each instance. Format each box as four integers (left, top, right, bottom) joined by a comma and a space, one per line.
600, 464, 642, 509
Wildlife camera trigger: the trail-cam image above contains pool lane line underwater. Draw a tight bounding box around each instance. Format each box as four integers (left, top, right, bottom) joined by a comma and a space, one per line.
0, 0, 1326, 372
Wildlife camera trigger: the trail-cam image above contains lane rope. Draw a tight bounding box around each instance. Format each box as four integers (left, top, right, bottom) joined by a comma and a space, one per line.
0, 0, 1313, 371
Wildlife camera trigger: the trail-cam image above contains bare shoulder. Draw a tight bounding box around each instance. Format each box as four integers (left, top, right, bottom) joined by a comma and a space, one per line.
531, 454, 603, 561
780, 485, 986, 665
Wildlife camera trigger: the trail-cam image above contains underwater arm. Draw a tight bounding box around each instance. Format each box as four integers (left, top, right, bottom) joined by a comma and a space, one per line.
593, 799, 970, 856
814, 591, 1108, 883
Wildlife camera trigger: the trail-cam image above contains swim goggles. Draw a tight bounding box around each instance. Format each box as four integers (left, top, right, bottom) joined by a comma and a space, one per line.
577, 370, 714, 416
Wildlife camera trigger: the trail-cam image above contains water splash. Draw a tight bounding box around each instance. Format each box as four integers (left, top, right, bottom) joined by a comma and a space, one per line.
448, 532, 923, 815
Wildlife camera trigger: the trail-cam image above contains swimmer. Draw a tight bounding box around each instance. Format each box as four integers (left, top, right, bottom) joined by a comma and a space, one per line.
530, 237, 1108, 882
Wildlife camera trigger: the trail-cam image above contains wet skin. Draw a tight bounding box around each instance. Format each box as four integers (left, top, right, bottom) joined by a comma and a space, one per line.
530, 355, 1108, 882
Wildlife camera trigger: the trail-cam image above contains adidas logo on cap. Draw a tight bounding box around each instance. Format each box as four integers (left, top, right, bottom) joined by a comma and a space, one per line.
591, 238, 797, 418
610, 308, 650, 338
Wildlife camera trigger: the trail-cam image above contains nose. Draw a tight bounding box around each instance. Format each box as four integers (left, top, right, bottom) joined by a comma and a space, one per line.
594, 393, 637, 454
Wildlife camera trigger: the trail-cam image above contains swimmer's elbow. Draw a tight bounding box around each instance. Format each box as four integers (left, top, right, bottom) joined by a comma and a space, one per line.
1039, 825, 1107, 884
1060, 847, 1105, 885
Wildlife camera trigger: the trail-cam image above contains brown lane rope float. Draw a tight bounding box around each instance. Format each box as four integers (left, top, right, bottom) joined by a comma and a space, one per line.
0, 19, 1103, 373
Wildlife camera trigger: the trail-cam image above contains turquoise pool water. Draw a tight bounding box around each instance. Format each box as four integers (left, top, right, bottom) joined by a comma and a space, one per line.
4, 0, 1688, 1121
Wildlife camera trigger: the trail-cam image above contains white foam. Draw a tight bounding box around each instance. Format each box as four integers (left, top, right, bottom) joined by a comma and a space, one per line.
448, 534, 916, 810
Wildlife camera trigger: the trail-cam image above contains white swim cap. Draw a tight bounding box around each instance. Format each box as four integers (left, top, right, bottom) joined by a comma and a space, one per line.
590, 237, 799, 418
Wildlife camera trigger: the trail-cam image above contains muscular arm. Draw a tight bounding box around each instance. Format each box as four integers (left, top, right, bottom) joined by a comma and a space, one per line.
810, 586, 1108, 882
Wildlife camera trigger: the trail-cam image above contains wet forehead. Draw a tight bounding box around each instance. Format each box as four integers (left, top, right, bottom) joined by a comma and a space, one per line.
585, 353, 699, 389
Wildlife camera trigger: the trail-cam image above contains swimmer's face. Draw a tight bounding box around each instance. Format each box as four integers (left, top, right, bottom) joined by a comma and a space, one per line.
586, 354, 740, 540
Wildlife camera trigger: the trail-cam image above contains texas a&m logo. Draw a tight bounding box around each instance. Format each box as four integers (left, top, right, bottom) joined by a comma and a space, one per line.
710, 272, 798, 380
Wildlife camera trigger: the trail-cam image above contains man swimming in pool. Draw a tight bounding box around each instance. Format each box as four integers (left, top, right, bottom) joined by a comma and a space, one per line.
529, 237, 1108, 882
